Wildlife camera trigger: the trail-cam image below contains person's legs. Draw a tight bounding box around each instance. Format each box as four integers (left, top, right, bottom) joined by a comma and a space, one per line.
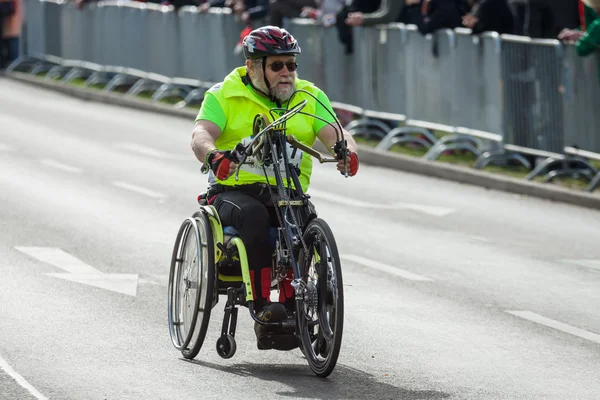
212, 189, 273, 310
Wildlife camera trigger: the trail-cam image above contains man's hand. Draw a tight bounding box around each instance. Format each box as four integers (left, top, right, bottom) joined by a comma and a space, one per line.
558, 29, 584, 43
345, 12, 364, 27
334, 141, 359, 176
208, 150, 238, 180
198, 2, 210, 12
462, 13, 478, 29
336, 151, 359, 176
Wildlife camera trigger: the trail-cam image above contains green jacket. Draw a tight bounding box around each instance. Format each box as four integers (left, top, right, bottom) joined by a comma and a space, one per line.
577, 5, 600, 83
195, 67, 338, 192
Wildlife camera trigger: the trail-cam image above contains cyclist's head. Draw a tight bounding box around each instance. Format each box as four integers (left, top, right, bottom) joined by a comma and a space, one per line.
242, 26, 301, 60
243, 26, 301, 104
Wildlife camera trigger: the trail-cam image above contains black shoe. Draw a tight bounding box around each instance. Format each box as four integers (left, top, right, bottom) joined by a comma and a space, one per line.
254, 303, 289, 348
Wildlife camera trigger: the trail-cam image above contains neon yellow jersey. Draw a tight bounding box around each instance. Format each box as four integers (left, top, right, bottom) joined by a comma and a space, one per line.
195, 67, 338, 192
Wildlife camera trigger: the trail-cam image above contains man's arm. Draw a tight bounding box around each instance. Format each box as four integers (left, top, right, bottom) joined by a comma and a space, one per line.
317, 124, 358, 155
318, 124, 360, 176
361, 0, 405, 26
577, 19, 600, 57
191, 120, 222, 164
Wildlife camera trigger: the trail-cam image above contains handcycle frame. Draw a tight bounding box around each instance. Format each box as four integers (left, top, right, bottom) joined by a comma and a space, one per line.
168, 89, 347, 377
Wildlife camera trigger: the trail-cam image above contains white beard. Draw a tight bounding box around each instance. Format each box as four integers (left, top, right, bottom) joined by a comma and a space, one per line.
250, 69, 297, 103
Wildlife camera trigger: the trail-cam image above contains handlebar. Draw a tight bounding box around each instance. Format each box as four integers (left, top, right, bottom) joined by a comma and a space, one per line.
213, 94, 351, 180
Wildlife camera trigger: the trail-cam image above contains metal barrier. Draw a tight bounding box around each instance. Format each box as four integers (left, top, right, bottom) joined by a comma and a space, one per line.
9, 0, 600, 191
500, 35, 564, 155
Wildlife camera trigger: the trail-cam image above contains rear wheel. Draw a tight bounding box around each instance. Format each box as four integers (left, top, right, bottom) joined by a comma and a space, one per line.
168, 211, 215, 359
296, 218, 344, 378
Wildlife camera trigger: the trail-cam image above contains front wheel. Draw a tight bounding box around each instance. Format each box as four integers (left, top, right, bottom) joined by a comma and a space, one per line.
296, 218, 344, 378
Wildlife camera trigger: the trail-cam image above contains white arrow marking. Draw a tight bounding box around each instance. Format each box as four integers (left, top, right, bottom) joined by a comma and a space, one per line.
342, 254, 434, 281
15, 247, 138, 296
0, 354, 49, 400
114, 142, 189, 161
308, 189, 454, 217
507, 311, 600, 344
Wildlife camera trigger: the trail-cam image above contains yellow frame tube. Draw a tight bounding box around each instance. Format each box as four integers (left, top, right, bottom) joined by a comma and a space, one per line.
223, 237, 253, 303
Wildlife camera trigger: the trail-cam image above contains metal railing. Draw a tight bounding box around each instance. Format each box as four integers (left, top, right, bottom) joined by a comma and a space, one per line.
10, 0, 600, 192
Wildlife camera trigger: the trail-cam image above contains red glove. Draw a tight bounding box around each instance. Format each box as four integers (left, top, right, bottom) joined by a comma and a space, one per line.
208, 150, 233, 180
347, 151, 359, 176
336, 151, 359, 176
334, 140, 359, 177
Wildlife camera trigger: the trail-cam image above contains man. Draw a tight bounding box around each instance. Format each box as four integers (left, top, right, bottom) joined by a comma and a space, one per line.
461, 0, 515, 35
190, 26, 359, 347
558, 0, 600, 83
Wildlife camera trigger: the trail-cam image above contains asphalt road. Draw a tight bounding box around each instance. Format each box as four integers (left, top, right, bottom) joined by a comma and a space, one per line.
1, 78, 600, 400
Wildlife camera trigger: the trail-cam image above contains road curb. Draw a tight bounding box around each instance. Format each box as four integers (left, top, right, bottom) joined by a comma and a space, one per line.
7, 71, 600, 211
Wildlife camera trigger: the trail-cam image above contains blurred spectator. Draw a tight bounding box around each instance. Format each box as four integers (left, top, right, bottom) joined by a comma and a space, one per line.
269, 0, 318, 28
168, 0, 204, 10
418, 0, 469, 35
333, 0, 409, 53
508, 0, 526, 35
344, 0, 404, 27
559, 0, 600, 84
0, 0, 21, 69
462, 0, 515, 35
241, 0, 269, 25
397, 0, 423, 26
333, 0, 380, 54
524, 0, 579, 38
558, 0, 598, 41
300, 0, 345, 27
198, 0, 230, 13
510, 0, 579, 38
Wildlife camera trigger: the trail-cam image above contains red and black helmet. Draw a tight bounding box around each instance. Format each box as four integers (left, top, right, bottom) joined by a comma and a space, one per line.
242, 26, 301, 60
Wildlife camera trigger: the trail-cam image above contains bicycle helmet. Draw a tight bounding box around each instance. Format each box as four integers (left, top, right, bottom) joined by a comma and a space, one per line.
242, 26, 302, 60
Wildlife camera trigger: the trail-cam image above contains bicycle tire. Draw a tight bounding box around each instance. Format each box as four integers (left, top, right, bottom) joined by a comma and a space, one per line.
167, 211, 215, 359
296, 218, 344, 378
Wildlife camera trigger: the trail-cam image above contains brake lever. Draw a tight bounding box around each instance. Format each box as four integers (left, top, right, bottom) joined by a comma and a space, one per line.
231, 142, 247, 182
333, 140, 349, 178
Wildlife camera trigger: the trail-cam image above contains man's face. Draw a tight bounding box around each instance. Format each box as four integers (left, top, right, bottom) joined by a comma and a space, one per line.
248, 55, 297, 103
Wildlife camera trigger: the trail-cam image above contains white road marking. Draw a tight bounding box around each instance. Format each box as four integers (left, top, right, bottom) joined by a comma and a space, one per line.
15, 246, 100, 274
308, 188, 454, 217
15, 247, 139, 296
39, 158, 83, 174
45, 273, 139, 296
562, 259, 600, 271
507, 311, 600, 344
112, 181, 167, 200
138, 274, 168, 286
114, 142, 188, 161
0, 354, 49, 400
341, 254, 434, 281
0, 143, 15, 152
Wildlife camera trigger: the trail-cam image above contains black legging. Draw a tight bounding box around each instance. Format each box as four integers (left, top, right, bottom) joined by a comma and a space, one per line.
212, 187, 277, 307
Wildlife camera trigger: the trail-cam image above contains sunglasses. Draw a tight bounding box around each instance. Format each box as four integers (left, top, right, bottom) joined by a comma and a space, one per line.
267, 61, 298, 72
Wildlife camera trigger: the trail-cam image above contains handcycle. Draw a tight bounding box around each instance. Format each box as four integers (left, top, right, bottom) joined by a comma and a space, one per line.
167, 90, 349, 378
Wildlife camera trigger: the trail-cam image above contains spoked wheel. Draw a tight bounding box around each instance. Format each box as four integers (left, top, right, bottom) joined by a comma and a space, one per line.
168, 211, 215, 359
296, 218, 344, 378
